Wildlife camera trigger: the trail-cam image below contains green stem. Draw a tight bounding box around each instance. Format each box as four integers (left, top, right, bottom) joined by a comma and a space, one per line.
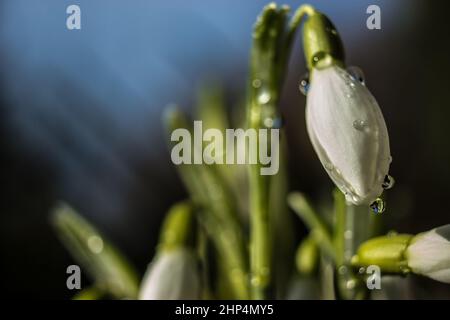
334, 199, 370, 300
288, 192, 335, 260
164, 108, 249, 299
247, 3, 315, 300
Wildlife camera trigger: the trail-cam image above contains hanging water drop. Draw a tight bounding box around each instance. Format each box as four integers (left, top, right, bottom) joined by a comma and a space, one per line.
347, 66, 365, 85
299, 73, 310, 95
370, 198, 386, 214
382, 174, 395, 190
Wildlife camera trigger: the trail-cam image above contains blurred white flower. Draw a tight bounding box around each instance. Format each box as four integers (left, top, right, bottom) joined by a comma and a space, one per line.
139, 248, 201, 300
305, 65, 391, 205
406, 224, 450, 284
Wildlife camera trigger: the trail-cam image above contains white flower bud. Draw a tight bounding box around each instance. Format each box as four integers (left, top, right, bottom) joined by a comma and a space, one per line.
406, 224, 450, 284
139, 248, 201, 300
305, 65, 391, 205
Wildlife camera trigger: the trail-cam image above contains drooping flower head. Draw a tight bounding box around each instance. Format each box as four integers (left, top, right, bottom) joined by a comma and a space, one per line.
139, 248, 201, 300
302, 11, 392, 206
406, 224, 450, 283
139, 201, 201, 300
353, 225, 450, 284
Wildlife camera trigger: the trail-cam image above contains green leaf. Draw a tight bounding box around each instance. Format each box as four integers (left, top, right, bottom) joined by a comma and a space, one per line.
51, 203, 139, 299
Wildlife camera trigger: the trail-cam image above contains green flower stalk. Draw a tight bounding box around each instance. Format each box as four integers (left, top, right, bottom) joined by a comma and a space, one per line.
164, 107, 249, 299
247, 2, 317, 300
302, 11, 344, 70
247, 3, 289, 300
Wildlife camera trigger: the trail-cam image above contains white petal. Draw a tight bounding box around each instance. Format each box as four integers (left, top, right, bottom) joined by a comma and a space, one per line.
406, 225, 450, 283
306, 65, 391, 205
139, 248, 201, 300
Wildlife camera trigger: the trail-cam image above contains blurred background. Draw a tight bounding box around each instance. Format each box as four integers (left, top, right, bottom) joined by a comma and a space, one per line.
1, 0, 450, 298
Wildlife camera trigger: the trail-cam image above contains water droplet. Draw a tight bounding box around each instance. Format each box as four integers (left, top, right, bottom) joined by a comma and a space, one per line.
311, 52, 331, 67
382, 175, 395, 190
387, 230, 398, 237
358, 267, 366, 274
338, 265, 348, 275
272, 117, 284, 129
344, 230, 353, 240
250, 276, 261, 286
346, 279, 356, 290
87, 236, 104, 254
299, 73, 310, 95
258, 91, 271, 104
370, 198, 386, 214
252, 79, 262, 88
347, 66, 365, 85
263, 117, 274, 128
353, 119, 367, 131
324, 162, 334, 171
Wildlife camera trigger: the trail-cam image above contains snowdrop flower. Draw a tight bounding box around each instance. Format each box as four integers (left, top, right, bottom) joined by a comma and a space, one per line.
139, 248, 201, 300
406, 224, 450, 284
139, 201, 200, 300
302, 12, 392, 206
353, 225, 450, 284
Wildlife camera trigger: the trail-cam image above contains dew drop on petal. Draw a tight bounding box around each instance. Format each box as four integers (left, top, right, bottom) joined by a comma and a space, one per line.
299, 73, 310, 95
353, 119, 367, 131
382, 175, 395, 190
347, 66, 365, 85
324, 162, 334, 171
370, 198, 386, 214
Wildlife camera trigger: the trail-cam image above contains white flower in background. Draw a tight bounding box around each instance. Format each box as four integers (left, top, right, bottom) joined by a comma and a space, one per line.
139, 248, 201, 300
406, 224, 450, 284
305, 65, 391, 205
